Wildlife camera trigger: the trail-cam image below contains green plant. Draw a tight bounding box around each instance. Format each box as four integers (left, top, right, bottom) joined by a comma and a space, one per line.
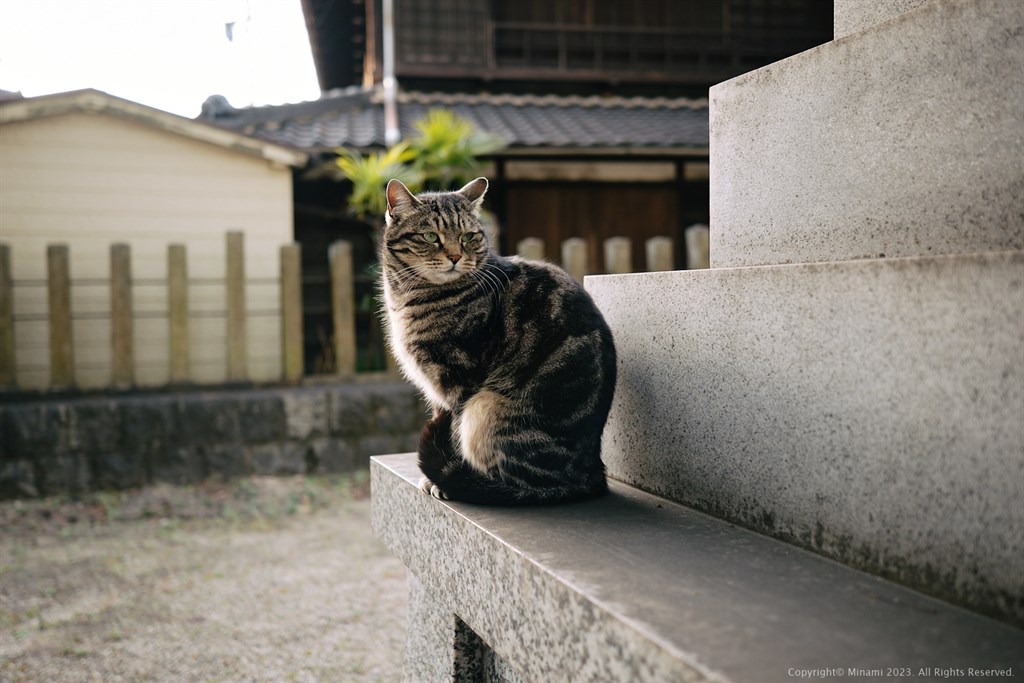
408, 109, 504, 190
333, 109, 504, 218
334, 143, 423, 219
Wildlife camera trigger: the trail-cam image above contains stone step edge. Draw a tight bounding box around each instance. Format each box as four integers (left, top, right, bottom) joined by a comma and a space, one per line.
371, 453, 1024, 683
834, 0, 937, 40
706, 0, 1023, 269
586, 249, 1024, 626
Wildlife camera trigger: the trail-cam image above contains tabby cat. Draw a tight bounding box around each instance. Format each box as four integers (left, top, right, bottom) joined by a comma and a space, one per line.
381, 177, 617, 505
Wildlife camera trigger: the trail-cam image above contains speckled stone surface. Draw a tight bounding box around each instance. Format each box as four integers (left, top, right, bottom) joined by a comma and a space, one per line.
372, 453, 1024, 683
835, 0, 937, 38
403, 574, 484, 683
710, 0, 1024, 268
586, 250, 1024, 625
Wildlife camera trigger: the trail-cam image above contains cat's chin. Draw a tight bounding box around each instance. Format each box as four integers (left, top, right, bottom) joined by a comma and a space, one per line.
424, 268, 468, 285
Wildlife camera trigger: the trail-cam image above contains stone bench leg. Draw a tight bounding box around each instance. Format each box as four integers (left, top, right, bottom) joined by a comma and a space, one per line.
404, 574, 483, 682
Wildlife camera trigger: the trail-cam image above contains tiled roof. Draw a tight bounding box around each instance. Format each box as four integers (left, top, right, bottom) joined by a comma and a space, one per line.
2, 89, 308, 167
201, 87, 709, 154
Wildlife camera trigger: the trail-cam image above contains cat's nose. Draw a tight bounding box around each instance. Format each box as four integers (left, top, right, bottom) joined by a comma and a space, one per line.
449, 253, 462, 264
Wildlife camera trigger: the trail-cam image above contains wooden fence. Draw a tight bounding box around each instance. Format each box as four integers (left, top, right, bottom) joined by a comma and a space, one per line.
0, 225, 710, 392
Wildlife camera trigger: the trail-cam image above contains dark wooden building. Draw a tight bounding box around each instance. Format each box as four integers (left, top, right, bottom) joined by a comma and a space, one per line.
294, 0, 830, 267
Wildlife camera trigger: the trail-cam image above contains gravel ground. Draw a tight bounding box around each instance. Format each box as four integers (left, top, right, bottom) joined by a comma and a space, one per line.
0, 473, 407, 683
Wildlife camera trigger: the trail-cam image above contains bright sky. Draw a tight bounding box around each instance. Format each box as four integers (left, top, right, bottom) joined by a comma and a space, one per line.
0, 0, 321, 118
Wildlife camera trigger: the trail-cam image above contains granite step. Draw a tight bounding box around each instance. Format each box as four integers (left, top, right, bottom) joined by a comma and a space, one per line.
710, 0, 1023, 268
834, 0, 937, 39
585, 250, 1024, 625
372, 453, 1024, 683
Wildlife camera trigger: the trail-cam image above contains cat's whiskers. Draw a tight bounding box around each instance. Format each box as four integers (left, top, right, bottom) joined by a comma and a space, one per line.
468, 270, 498, 304
474, 267, 503, 298
481, 262, 510, 289
386, 262, 430, 296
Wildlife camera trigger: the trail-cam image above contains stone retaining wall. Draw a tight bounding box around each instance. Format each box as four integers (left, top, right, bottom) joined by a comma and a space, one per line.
0, 380, 426, 499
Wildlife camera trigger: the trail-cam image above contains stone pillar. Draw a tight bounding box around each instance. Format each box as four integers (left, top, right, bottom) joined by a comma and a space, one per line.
517, 237, 545, 261
603, 237, 632, 274
561, 238, 588, 284
684, 224, 711, 270
403, 574, 483, 683
645, 236, 674, 272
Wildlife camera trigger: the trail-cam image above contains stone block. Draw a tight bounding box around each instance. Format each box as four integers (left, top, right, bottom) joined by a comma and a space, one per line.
3, 402, 71, 458
204, 444, 253, 480
68, 399, 122, 454
0, 460, 38, 498
0, 407, 9, 460
308, 437, 359, 473
251, 442, 306, 476
177, 395, 241, 443
236, 393, 286, 444
372, 454, 1024, 682
92, 451, 147, 491
835, 0, 936, 38
587, 251, 1024, 623
121, 398, 179, 473
328, 385, 374, 436
151, 446, 206, 485
396, 431, 421, 454
359, 435, 406, 463
371, 383, 421, 433
710, 0, 1024, 267
282, 388, 329, 440
36, 452, 91, 496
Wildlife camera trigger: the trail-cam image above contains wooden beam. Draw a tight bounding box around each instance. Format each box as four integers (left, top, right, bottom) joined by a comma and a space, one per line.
47, 244, 74, 388
0, 244, 14, 388
226, 231, 247, 382
110, 243, 134, 387
168, 244, 189, 384
280, 243, 304, 382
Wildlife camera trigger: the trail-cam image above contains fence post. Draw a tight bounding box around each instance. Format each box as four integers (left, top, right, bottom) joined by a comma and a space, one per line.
47, 244, 74, 388
604, 237, 632, 274
329, 241, 356, 376
226, 231, 248, 381
684, 224, 711, 270
0, 244, 14, 388
280, 243, 304, 383
561, 238, 588, 284
645, 236, 674, 272
168, 244, 189, 384
517, 237, 545, 261
110, 243, 134, 387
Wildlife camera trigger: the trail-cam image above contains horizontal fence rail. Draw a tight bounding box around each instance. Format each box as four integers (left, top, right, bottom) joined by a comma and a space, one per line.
0, 227, 710, 392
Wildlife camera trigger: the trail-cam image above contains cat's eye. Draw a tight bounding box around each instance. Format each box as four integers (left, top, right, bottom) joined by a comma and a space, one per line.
421, 231, 439, 244
460, 232, 478, 244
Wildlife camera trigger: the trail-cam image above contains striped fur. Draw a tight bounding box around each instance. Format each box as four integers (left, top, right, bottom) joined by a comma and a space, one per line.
381, 177, 616, 505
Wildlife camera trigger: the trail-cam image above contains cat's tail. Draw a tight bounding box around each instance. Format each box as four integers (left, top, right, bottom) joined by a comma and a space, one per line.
417, 411, 607, 506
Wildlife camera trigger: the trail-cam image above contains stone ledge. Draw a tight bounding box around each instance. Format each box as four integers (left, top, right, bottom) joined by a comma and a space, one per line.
0, 381, 426, 498
371, 453, 1024, 683
587, 250, 1024, 625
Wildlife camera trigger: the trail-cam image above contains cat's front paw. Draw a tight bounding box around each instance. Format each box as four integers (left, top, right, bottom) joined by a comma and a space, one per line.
418, 476, 449, 500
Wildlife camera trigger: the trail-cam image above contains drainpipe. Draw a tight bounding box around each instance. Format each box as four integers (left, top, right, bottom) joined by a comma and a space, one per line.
382, 0, 400, 146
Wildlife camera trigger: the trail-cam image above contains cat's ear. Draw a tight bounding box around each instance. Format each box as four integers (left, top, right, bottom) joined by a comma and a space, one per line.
457, 177, 488, 214
386, 179, 419, 223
